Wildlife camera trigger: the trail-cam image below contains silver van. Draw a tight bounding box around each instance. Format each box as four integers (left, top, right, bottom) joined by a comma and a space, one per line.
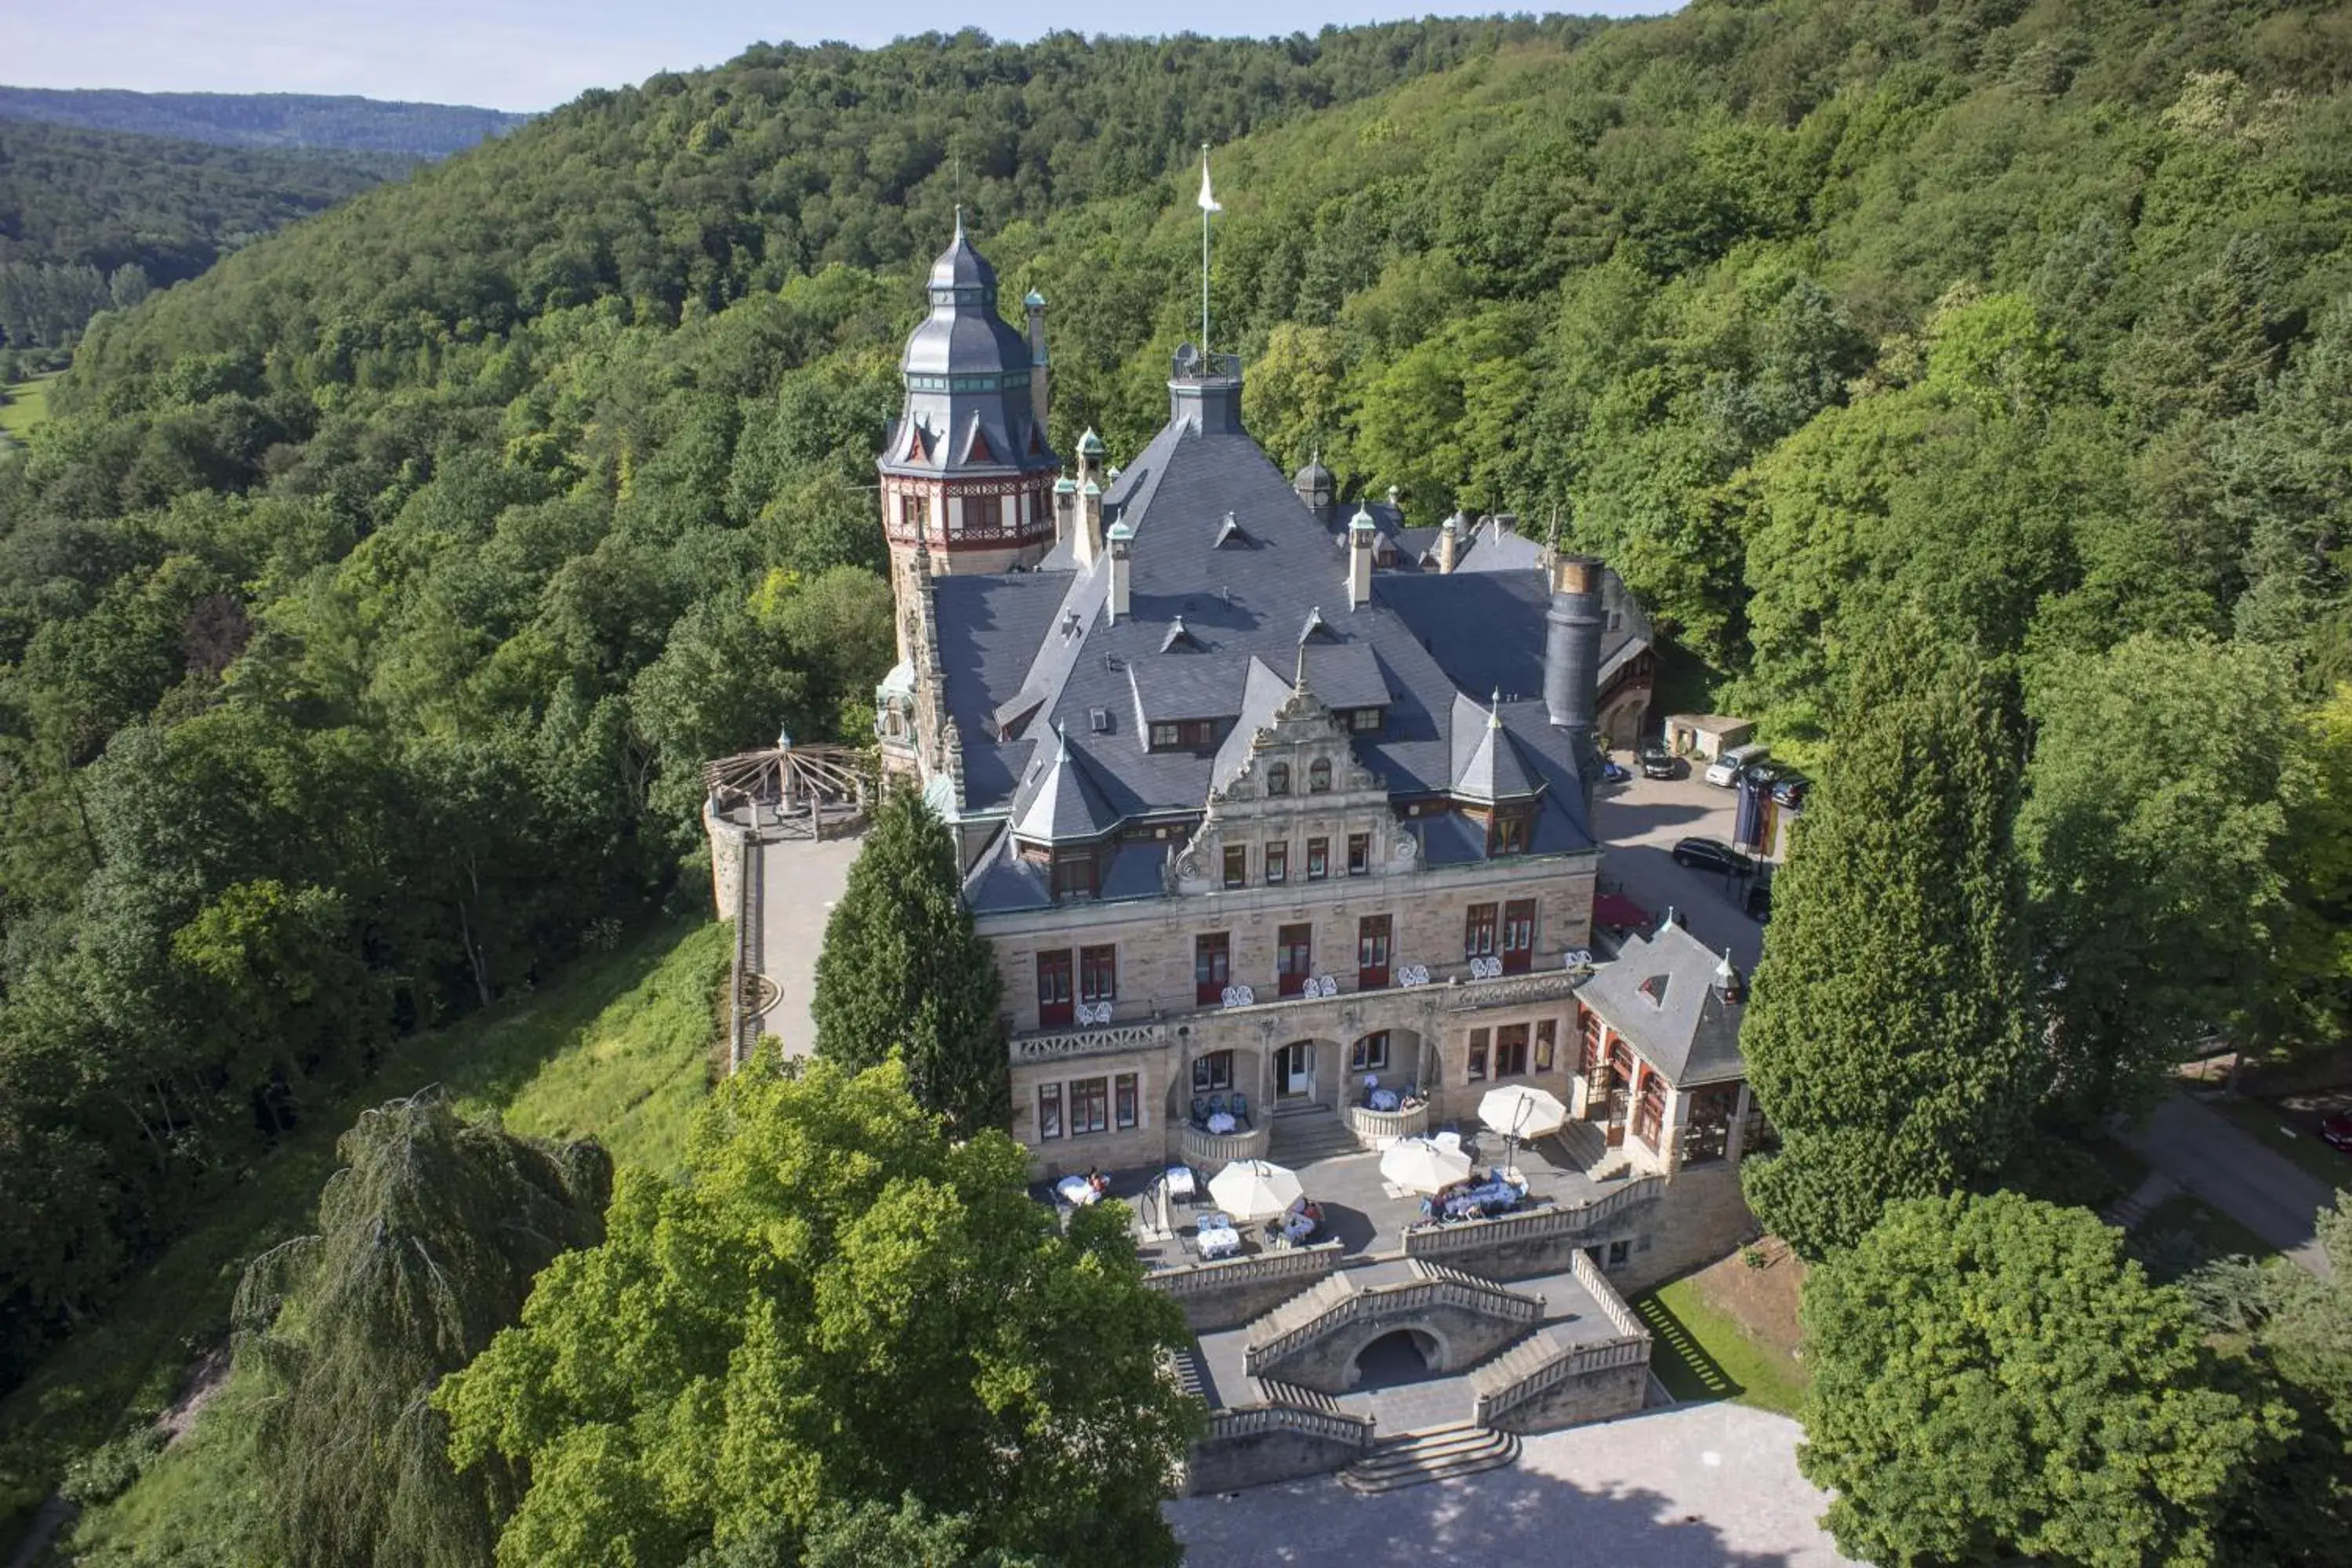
1705, 742, 1769, 788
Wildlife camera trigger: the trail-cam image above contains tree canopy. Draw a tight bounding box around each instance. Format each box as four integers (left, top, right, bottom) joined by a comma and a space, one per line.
1800, 1191, 2289, 1566
813, 785, 1009, 1135
434, 1059, 1198, 1568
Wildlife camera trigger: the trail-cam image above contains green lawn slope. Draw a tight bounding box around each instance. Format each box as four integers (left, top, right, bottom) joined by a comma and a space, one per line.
0, 916, 730, 1555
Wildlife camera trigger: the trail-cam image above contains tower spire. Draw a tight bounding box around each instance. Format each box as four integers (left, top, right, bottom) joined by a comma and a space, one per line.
1196, 143, 1222, 358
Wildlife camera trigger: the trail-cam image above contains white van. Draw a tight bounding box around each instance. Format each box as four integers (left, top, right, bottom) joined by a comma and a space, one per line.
1705, 742, 1769, 788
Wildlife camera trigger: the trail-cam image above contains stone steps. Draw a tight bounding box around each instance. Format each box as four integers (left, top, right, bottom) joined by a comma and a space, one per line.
1254, 1377, 1346, 1416
1557, 1118, 1635, 1181
1243, 1270, 1358, 1347
1269, 1112, 1362, 1167
1167, 1345, 1211, 1402
1468, 1327, 1568, 1397
1338, 1423, 1521, 1494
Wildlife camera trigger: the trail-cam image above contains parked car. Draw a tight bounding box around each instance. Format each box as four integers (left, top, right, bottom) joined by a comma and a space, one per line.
1671, 837, 1755, 877
2321, 1110, 2352, 1154
1769, 771, 1809, 808
1744, 869, 1774, 921
1599, 757, 1632, 784
1637, 741, 1677, 779
1704, 742, 1769, 788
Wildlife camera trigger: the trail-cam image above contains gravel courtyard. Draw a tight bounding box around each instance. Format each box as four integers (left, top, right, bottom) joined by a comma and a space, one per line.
1165, 1403, 1856, 1567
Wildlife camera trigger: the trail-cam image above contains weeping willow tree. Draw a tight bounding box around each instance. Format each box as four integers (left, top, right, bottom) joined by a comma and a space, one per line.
232, 1090, 611, 1568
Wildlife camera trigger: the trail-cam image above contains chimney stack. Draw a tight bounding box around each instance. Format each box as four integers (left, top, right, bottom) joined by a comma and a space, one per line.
1076, 480, 1104, 568
1348, 506, 1377, 608
1023, 289, 1050, 443
1106, 519, 1134, 622
1545, 553, 1606, 811
1438, 508, 1465, 573
1052, 476, 1076, 549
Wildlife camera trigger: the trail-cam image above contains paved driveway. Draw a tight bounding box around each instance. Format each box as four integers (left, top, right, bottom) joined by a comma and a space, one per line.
750, 831, 863, 1060
1593, 769, 1763, 971
2119, 1095, 2343, 1277
1166, 1403, 1854, 1566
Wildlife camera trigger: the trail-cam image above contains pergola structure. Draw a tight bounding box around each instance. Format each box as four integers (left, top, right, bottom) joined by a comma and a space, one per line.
704, 740, 873, 839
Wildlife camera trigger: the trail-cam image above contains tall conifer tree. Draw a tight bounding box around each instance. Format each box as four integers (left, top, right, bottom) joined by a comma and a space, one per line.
1740, 612, 2041, 1256
814, 784, 1009, 1135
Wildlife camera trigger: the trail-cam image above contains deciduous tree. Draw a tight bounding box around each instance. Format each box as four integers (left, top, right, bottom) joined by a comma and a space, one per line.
1801, 1191, 2287, 1566
437, 1060, 1198, 1568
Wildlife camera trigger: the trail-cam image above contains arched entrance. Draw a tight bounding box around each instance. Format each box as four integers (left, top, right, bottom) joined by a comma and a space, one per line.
1350, 1328, 1442, 1389
1273, 1039, 1318, 1103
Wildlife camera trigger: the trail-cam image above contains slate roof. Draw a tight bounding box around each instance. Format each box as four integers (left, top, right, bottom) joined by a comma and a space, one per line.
1449, 693, 1544, 803
921, 354, 1606, 872
1010, 728, 1117, 840
1578, 920, 1748, 1087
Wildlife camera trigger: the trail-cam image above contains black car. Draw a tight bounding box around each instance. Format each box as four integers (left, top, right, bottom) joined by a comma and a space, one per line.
1744, 869, 1773, 920
1672, 837, 1755, 877
1637, 742, 1677, 779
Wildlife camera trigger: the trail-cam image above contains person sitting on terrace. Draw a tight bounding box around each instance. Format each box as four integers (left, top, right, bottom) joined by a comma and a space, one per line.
1085, 1167, 1109, 1199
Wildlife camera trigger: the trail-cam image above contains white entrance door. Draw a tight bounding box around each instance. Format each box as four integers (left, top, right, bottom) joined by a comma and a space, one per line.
1277, 1041, 1314, 1099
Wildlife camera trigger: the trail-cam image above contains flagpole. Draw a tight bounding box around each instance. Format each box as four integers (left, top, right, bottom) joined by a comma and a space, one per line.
1200, 143, 1211, 357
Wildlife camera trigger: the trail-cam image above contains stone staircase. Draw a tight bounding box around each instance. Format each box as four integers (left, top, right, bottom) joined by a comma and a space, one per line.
1555, 1118, 1635, 1181
1471, 1325, 1570, 1392
1269, 1109, 1363, 1167
1339, 1423, 1522, 1494
1167, 1344, 1211, 1401
1243, 1271, 1359, 1348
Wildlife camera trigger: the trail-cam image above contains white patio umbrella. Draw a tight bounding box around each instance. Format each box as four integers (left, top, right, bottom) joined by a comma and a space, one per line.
1380, 1136, 1473, 1196
1207, 1159, 1304, 1222
1479, 1085, 1569, 1170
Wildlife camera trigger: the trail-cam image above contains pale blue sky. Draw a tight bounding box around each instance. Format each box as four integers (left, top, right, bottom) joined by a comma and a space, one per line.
0, 2, 1674, 114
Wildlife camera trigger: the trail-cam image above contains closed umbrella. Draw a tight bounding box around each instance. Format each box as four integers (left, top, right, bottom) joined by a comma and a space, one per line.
1479, 1085, 1569, 1171
1380, 1136, 1473, 1196
1207, 1159, 1303, 1222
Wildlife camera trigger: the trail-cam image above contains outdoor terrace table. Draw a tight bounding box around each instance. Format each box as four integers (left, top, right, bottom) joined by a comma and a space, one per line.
1196, 1218, 1243, 1260
1368, 1088, 1400, 1112
1055, 1175, 1101, 1207
1205, 1111, 1236, 1135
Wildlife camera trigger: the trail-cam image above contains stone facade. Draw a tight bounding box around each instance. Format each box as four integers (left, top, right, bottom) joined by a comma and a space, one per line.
1482, 1359, 1650, 1434
1185, 1416, 1374, 1497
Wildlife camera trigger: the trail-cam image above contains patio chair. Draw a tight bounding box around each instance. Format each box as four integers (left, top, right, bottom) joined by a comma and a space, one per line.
1208, 1092, 1230, 1118
1229, 1091, 1249, 1125
1191, 1095, 1211, 1127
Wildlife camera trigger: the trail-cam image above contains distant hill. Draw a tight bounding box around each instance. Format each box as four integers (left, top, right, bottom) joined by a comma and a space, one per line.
0, 120, 401, 347
0, 85, 528, 157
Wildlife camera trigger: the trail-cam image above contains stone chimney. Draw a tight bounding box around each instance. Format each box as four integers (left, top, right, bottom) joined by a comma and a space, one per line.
1348, 506, 1377, 608
1023, 289, 1050, 441
1106, 519, 1134, 622
1052, 475, 1076, 549
1714, 949, 1745, 1004
1545, 552, 1606, 815
1437, 508, 1465, 574
1076, 480, 1104, 568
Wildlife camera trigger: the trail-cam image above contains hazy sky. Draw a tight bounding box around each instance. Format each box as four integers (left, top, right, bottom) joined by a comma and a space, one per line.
0, 2, 1675, 114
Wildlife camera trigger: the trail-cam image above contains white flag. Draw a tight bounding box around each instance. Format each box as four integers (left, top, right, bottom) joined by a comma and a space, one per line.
1197, 158, 1221, 213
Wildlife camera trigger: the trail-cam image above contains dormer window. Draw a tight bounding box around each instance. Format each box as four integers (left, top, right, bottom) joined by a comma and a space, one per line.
1490, 810, 1530, 856
1349, 708, 1382, 734
1308, 758, 1332, 793
1267, 762, 1291, 797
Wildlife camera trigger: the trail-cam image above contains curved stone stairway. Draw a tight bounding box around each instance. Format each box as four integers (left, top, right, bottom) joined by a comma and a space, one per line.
1339, 1423, 1523, 1494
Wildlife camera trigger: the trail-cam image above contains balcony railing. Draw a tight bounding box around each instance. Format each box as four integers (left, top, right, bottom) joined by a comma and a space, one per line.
1006, 953, 1603, 1060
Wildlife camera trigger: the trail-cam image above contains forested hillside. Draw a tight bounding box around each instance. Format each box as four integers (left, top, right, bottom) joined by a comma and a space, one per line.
0, 86, 524, 155
0, 121, 401, 348
5, 0, 2352, 1541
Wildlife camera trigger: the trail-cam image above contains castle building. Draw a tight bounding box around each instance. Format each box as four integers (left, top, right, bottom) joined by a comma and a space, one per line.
872, 227, 1710, 1183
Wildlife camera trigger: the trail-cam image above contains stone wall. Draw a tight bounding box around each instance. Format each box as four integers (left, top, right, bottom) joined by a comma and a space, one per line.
704, 801, 750, 921
1417, 1166, 1755, 1297
1483, 1360, 1650, 1435
1252, 1288, 1540, 1395
1185, 1422, 1370, 1497
1147, 1244, 1342, 1333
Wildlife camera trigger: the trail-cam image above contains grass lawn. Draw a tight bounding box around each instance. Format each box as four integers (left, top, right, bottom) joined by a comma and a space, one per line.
0, 372, 60, 444
0, 916, 731, 1555
1631, 1276, 1809, 1419
2137, 1192, 2276, 1264
2211, 1097, 2352, 1190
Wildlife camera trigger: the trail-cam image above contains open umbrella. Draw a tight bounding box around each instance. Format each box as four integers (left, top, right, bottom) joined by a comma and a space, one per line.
1207, 1159, 1303, 1222
1479, 1085, 1569, 1171
1380, 1136, 1473, 1195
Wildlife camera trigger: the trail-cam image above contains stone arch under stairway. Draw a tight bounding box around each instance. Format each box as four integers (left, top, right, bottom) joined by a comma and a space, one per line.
1349, 1326, 1450, 1389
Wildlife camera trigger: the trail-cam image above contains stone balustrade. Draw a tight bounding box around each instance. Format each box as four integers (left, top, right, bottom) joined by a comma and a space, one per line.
1401, 1174, 1665, 1262
1341, 1098, 1429, 1149
1178, 1120, 1271, 1172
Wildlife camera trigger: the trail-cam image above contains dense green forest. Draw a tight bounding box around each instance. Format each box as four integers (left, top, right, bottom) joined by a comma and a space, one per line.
4, 0, 2351, 1552
0, 86, 525, 155
0, 121, 403, 348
